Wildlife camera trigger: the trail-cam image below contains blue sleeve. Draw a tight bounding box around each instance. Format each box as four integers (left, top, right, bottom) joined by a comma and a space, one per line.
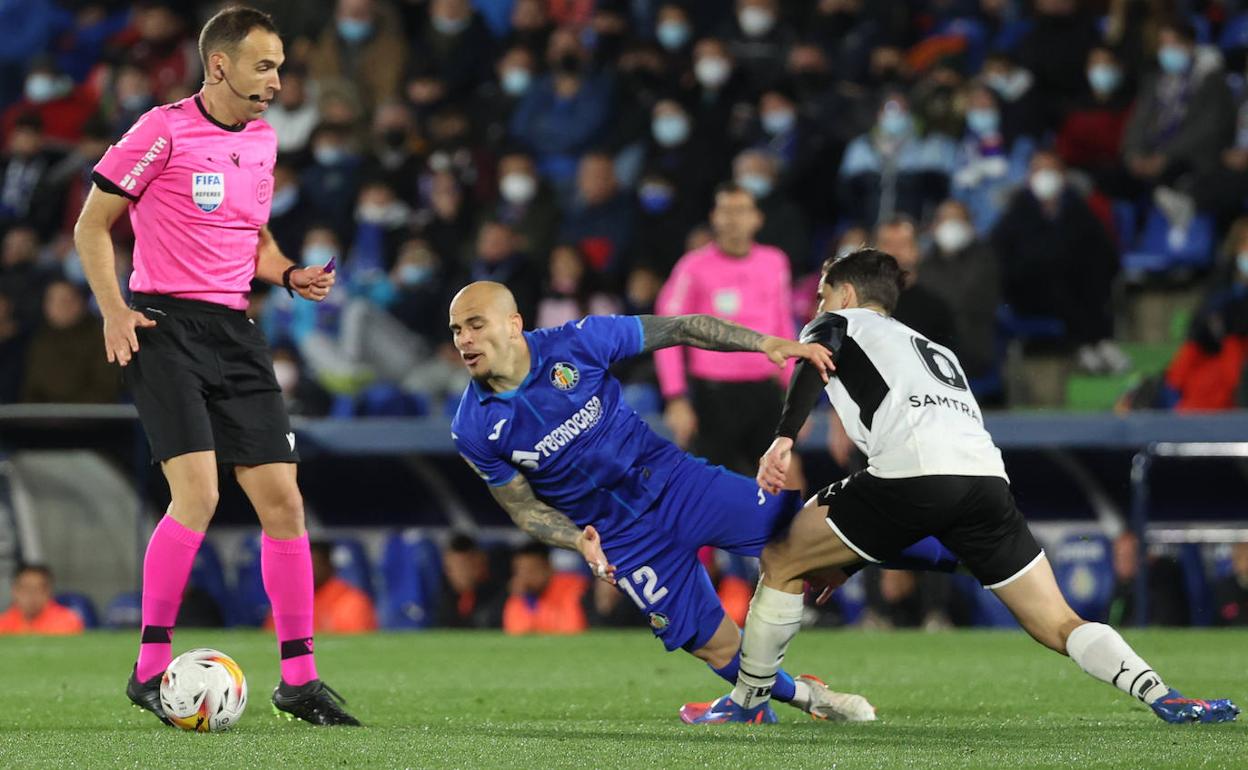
453, 429, 517, 488
569, 315, 644, 367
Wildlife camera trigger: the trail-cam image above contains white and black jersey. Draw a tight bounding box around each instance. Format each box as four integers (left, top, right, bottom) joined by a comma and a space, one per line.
779, 308, 1007, 481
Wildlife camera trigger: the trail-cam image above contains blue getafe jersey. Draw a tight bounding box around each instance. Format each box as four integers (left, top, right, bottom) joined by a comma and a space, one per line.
451, 316, 686, 540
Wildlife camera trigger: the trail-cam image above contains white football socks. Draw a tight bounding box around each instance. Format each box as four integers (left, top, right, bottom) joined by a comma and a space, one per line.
1065, 622, 1169, 705
732, 585, 805, 709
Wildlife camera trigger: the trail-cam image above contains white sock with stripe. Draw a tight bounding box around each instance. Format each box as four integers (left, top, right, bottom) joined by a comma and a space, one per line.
731, 585, 805, 709
1065, 622, 1168, 704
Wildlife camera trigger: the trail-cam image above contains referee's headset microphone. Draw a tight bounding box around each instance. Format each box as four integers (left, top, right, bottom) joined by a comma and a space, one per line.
215, 65, 264, 103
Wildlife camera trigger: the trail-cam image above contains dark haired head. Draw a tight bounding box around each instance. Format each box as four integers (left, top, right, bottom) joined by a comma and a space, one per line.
198, 6, 278, 70
514, 540, 550, 560
820, 248, 906, 314
1160, 18, 1197, 43
14, 563, 52, 582
448, 533, 480, 553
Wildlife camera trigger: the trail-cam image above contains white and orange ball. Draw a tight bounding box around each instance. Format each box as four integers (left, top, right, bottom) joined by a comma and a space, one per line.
159, 648, 248, 732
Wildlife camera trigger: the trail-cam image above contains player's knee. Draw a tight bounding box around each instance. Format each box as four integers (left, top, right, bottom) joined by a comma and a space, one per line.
259, 490, 305, 538
759, 543, 796, 583
170, 485, 219, 526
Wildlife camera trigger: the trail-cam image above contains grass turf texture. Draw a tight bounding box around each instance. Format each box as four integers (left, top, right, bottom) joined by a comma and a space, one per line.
0, 629, 1244, 769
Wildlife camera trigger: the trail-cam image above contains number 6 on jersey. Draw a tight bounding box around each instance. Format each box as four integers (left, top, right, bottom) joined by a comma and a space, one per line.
618, 566, 669, 609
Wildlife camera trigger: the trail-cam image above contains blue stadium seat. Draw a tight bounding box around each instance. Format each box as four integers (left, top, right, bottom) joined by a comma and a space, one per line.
55, 592, 98, 628
1175, 543, 1213, 626
357, 383, 428, 417
379, 530, 443, 629
1111, 199, 1138, 247
104, 591, 142, 629
1052, 535, 1115, 622
331, 538, 374, 598
190, 540, 235, 625
996, 304, 1066, 341
1122, 206, 1216, 278
233, 535, 269, 627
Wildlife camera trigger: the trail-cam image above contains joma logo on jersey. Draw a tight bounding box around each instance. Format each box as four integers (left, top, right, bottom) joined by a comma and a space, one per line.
192, 172, 225, 212
118, 136, 168, 191
532, 396, 603, 459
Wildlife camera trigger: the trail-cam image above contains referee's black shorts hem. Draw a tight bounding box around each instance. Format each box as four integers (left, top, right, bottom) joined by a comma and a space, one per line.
813, 471, 1043, 588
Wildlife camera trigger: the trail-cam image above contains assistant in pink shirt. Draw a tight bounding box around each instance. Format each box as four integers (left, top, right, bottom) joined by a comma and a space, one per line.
92, 94, 276, 310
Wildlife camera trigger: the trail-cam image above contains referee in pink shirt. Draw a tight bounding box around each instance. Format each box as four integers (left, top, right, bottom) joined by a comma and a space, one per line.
73, 7, 359, 727
656, 183, 797, 476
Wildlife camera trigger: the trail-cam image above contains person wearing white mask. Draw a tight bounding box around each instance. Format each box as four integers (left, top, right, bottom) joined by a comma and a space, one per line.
839, 92, 957, 226
651, 100, 692, 149
732, 149, 809, 274
1054, 47, 1132, 193
991, 151, 1129, 378
953, 82, 1035, 233
309, 0, 407, 111
495, 46, 536, 99
655, 3, 693, 53
724, 0, 794, 93
1121, 20, 1234, 206
491, 151, 558, 260
921, 200, 1001, 384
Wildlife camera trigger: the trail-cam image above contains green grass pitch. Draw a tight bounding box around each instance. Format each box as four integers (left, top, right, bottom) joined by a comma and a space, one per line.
0, 629, 1244, 769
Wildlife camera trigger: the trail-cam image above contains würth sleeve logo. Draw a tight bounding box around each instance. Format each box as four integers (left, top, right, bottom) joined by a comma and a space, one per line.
192, 172, 225, 212
118, 136, 168, 191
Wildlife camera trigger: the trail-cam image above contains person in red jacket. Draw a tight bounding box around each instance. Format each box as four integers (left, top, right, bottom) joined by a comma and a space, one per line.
1056, 46, 1132, 195
503, 541, 587, 635
1, 58, 98, 150
0, 564, 84, 635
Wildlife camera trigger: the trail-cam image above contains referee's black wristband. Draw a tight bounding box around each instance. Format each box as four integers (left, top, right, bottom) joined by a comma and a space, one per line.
281, 264, 298, 298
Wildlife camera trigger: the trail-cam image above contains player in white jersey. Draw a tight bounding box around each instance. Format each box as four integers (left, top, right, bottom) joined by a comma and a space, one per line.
681, 249, 1239, 725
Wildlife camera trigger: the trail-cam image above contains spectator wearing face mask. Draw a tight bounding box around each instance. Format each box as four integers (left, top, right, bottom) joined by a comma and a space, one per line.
753, 85, 838, 225
509, 27, 615, 190
719, 0, 796, 94
412, 0, 496, 101
921, 200, 1001, 384
980, 52, 1045, 142
733, 148, 809, 274
361, 101, 423, 204
0, 113, 61, 234
473, 46, 539, 153
309, 0, 409, 112
632, 170, 698, 275
952, 81, 1035, 234
490, 150, 560, 261
991, 150, 1128, 376
1056, 46, 1133, 194
1, 57, 97, 149
271, 345, 332, 417
1179, 60, 1248, 229
300, 123, 364, 245
688, 38, 752, 159
645, 98, 723, 218
1121, 20, 1234, 214
839, 91, 956, 228
654, 3, 694, 57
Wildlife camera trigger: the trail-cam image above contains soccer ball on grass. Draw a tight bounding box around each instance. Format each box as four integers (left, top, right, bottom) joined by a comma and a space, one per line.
159, 648, 248, 732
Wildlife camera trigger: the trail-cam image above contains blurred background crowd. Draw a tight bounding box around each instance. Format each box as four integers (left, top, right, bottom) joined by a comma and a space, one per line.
4, 0, 1248, 636
3, 0, 1248, 414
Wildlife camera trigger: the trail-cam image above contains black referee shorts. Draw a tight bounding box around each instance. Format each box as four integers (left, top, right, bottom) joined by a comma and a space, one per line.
813, 472, 1043, 588
689, 378, 783, 477
124, 293, 298, 466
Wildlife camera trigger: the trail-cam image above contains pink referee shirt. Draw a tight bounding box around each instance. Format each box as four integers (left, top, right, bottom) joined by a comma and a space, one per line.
654, 241, 796, 399
93, 94, 276, 310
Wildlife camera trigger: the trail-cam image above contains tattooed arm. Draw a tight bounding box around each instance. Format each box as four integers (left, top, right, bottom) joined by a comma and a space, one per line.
639, 314, 766, 354
487, 473, 616, 582
638, 314, 835, 376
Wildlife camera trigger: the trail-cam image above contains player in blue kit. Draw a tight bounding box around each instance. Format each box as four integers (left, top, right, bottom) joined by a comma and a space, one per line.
449, 281, 957, 721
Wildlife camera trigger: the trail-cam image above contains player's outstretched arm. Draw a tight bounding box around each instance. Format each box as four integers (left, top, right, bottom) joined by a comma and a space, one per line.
488, 474, 617, 583
639, 315, 833, 377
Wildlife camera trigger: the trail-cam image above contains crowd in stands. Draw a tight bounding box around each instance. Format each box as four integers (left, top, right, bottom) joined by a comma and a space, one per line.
1, 0, 1247, 411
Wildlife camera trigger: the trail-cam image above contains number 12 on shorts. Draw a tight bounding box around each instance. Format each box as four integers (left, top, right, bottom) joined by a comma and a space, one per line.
619, 566, 668, 609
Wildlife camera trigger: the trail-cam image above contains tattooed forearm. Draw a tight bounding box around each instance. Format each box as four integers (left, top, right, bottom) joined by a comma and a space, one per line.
639, 314, 766, 354
489, 475, 582, 550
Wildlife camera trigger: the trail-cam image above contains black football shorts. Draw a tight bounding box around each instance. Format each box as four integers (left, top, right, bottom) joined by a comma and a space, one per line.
124, 293, 298, 466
